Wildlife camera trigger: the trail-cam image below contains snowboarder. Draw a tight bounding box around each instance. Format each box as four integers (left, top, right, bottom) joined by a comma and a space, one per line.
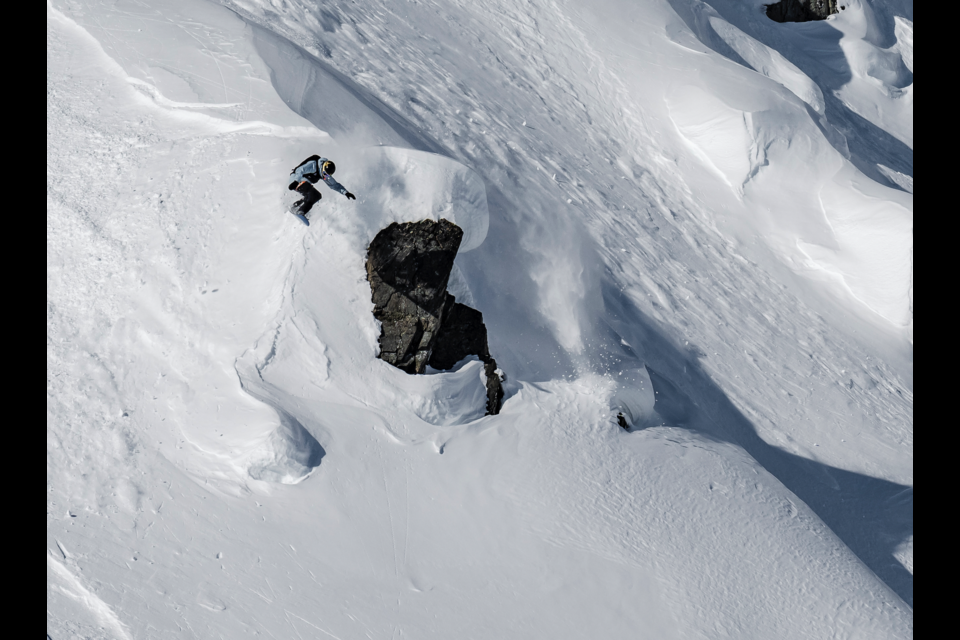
288, 155, 356, 218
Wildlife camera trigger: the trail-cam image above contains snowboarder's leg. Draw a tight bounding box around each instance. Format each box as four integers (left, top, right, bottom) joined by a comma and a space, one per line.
293, 182, 321, 216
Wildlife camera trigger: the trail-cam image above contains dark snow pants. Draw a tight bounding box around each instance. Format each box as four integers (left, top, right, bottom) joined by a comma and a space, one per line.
292, 181, 321, 215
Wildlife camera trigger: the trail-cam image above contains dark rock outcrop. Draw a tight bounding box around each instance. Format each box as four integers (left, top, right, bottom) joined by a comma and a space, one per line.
765, 0, 838, 22
366, 219, 462, 374
430, 298, 488, 370
432, 295, 503, 415
366, 219, 503, 415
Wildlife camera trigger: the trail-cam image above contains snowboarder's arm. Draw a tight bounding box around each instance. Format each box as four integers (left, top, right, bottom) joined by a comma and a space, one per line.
322, 174, 355, 199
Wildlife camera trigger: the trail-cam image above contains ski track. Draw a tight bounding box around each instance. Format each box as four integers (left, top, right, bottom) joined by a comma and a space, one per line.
48, 554, 133, 640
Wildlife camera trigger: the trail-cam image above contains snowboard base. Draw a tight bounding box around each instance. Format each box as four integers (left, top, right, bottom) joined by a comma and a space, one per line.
288, 209, 310, 226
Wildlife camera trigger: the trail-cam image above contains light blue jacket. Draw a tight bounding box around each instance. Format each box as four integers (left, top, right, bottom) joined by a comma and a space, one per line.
289, 156, 349, 195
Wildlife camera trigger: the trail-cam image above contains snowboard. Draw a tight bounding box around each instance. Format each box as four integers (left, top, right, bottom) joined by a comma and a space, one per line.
281, 185, 310, 226
289, 209, 310, 226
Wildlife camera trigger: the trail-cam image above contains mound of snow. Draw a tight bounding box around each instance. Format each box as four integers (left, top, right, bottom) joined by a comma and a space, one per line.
800, 164, 913, 327
350, 147, 489, 252
708, 16, 825, 114
668, 85, 754, 190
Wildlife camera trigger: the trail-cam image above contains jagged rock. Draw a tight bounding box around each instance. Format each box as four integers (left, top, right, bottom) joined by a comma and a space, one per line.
366, 219, 463, 374
765, 0, 838, 22
430, 297, 487, 370
430, 295, 503, 415
366, 219, 503, 415
481, 360, 504, 416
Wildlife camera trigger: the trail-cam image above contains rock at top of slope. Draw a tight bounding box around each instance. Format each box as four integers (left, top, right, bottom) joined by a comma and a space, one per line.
766, 0, 840, 22
366, 219, 503, 415
367, 218, 463, 316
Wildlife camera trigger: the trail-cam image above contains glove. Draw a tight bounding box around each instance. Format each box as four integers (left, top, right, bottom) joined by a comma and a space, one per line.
345, 192, 356, 200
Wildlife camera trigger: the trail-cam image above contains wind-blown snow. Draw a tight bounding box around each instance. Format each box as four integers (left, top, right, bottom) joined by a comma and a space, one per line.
48, 0, 912, 637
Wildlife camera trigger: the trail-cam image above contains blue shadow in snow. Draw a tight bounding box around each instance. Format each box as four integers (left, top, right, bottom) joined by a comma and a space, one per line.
601, 280, 913, 607
666, 0, 913, 192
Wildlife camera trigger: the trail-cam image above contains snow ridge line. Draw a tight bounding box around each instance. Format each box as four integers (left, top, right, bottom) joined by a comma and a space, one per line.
47, 553, 132, 640
50, 1, 328, 142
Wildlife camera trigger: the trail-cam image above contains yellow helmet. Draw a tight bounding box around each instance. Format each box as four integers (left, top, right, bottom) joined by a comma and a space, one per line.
321, 160, 336, 175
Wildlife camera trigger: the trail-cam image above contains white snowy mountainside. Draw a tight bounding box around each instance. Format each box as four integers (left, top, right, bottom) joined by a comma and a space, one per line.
47, 0, 912, 638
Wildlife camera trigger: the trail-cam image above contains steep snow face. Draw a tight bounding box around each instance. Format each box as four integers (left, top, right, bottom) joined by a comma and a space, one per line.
48, 0, 912, 637
226, 0, 914, 335
220, 0, 912, 479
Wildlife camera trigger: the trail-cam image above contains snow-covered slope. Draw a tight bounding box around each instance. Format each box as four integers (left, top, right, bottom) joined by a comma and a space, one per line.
47, 0, 912, 637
